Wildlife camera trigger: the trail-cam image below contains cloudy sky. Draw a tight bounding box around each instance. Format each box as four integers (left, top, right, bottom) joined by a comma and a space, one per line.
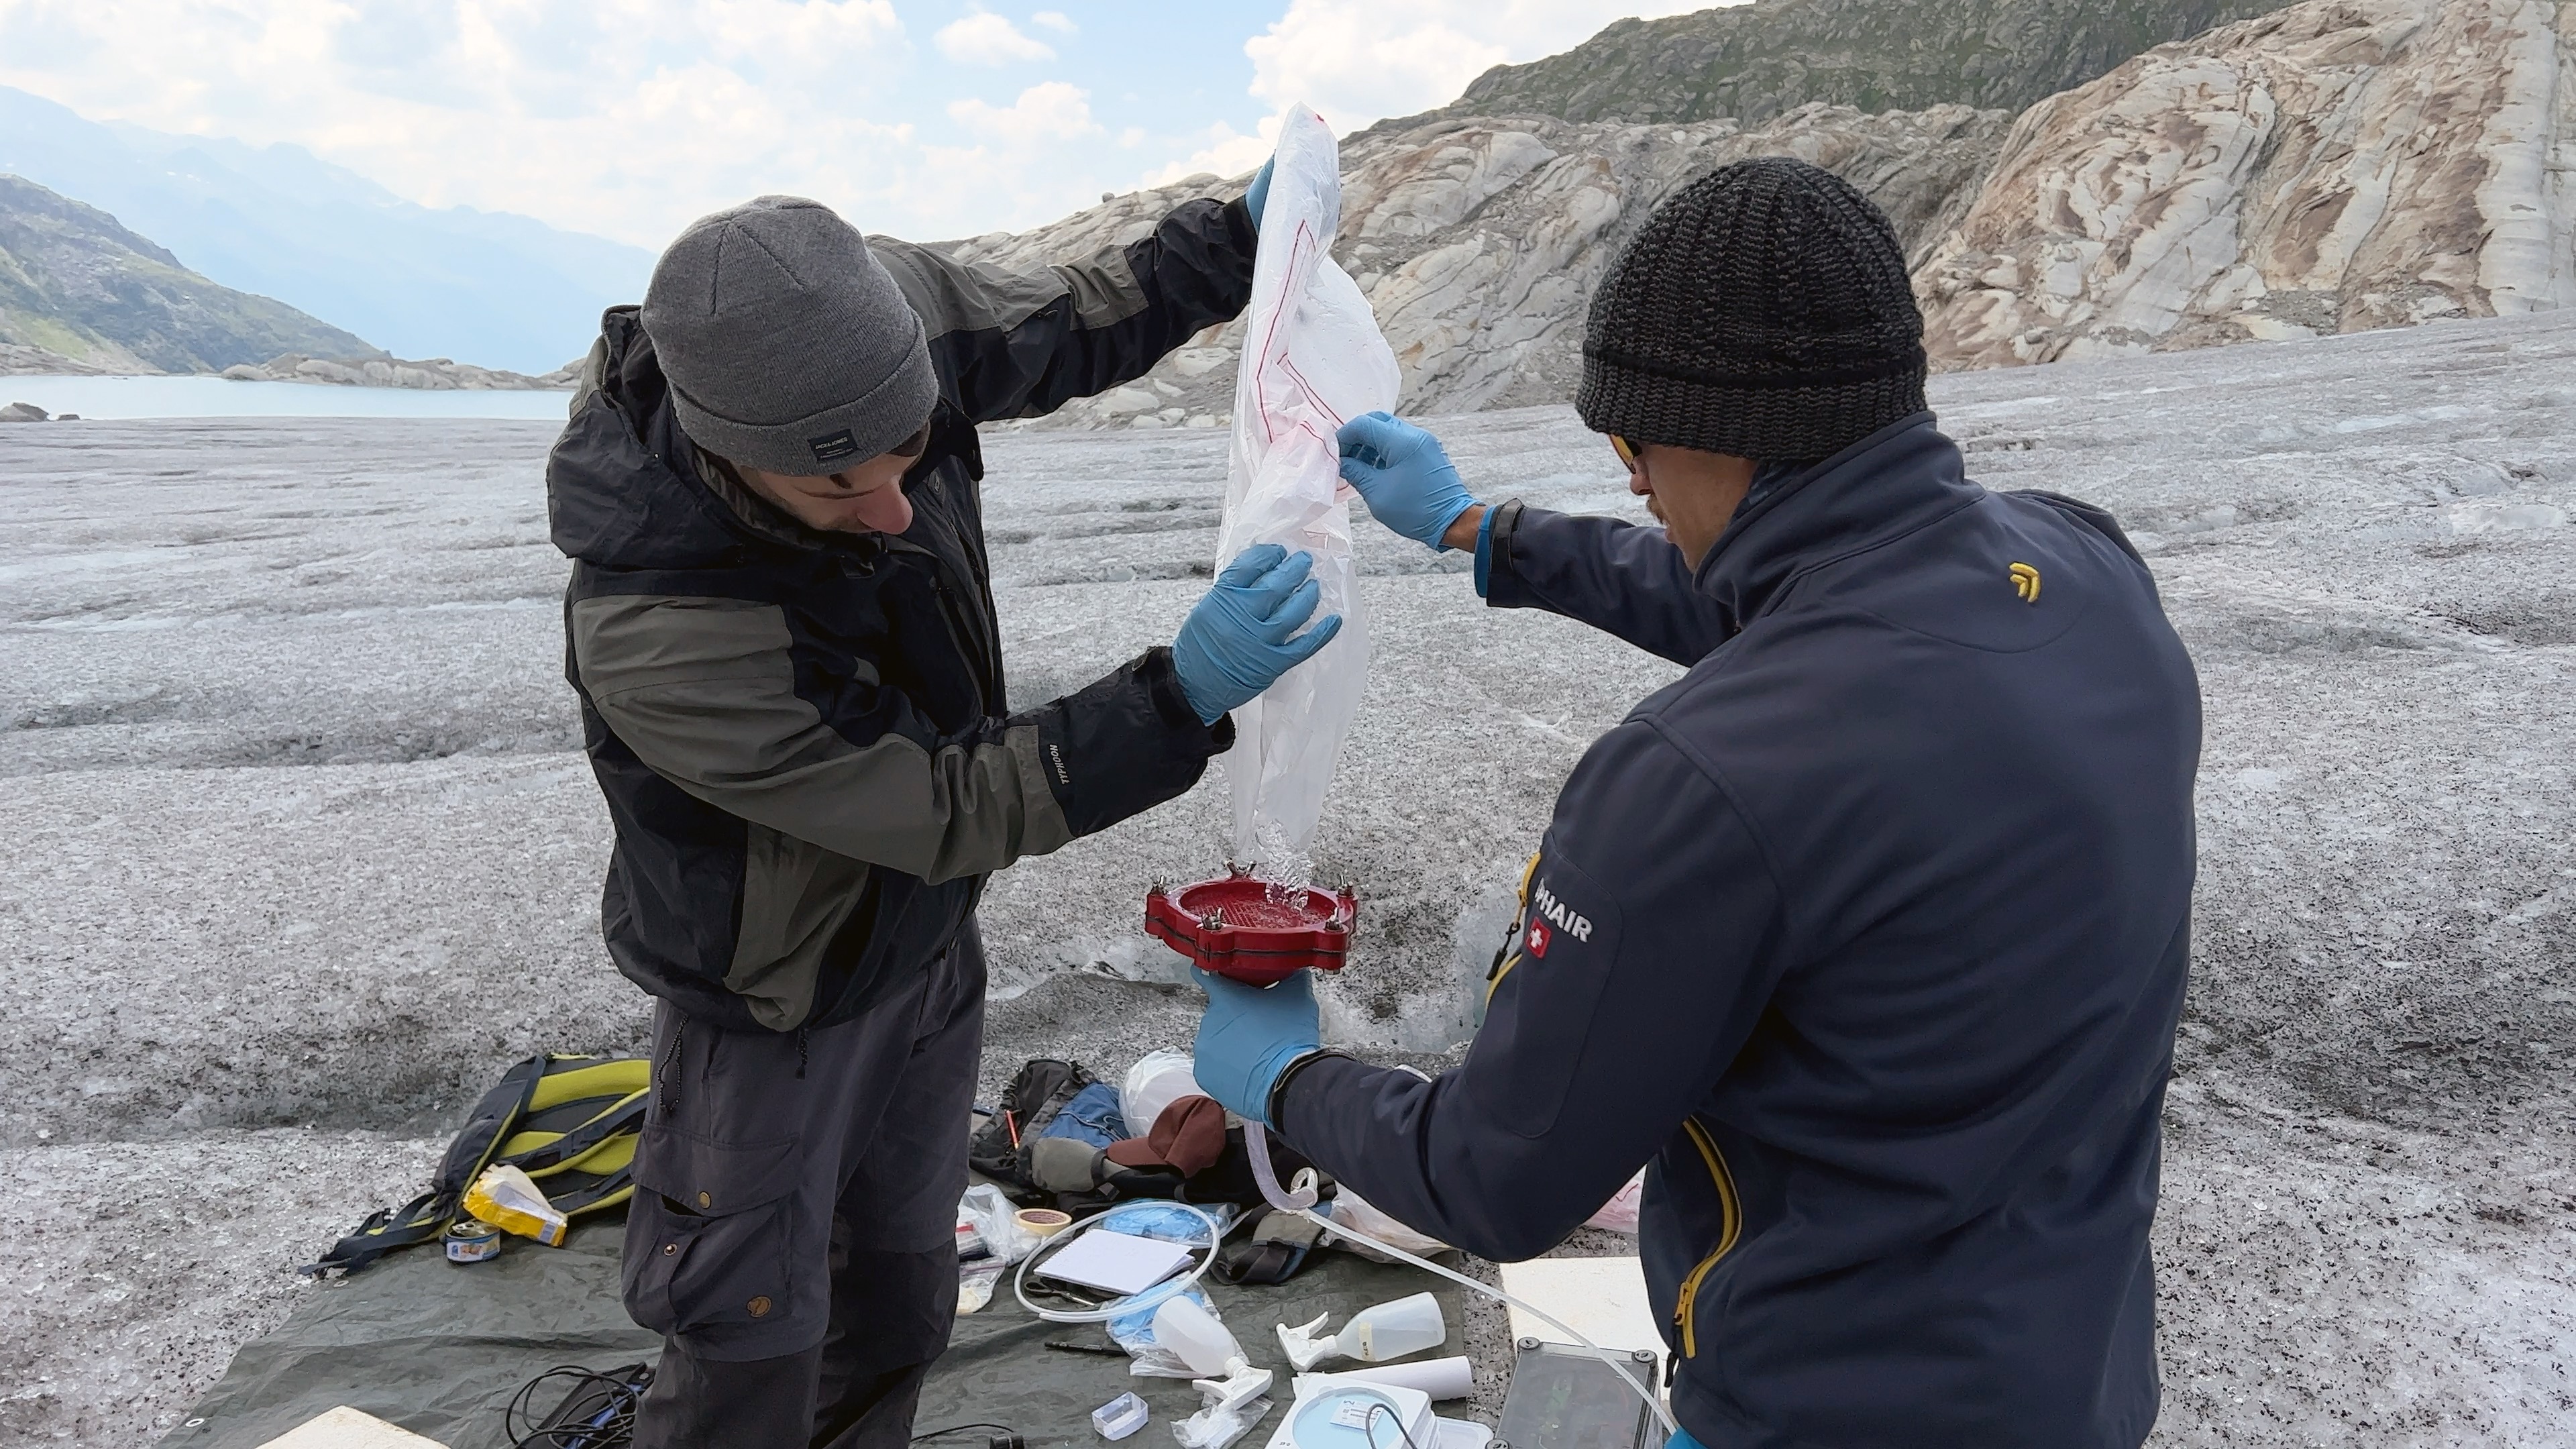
0, 1, 1727, 250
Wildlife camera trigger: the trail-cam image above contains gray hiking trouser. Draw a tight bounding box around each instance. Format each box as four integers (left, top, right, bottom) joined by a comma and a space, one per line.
625, 926, 985, 1449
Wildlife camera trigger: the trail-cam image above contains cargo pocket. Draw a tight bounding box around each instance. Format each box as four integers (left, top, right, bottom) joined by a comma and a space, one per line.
622, 1121, 803, 1337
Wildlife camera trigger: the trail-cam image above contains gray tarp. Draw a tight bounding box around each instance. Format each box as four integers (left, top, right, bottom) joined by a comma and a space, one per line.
165, 1223, 659, 1448
168, 1219, 1461, 1449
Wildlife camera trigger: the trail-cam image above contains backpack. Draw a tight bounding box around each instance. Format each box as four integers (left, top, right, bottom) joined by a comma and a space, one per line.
968, 1059, 1097, 1202
308, 1053, 650, 1275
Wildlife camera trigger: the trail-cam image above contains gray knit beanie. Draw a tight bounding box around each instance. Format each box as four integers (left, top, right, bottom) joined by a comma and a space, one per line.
642, 196, 938, 476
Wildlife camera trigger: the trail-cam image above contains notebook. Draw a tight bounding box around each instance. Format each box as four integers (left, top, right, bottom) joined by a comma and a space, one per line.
1033, 1228, 1195, 1296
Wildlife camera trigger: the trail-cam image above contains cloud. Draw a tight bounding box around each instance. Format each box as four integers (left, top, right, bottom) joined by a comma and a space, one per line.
1244, 0, 1736, 131
1140, 116, 1281, 189
934, 12, 1057, 66
948, 81, 1099, 146
0, 0, 1142, 248
0, 0, 1750, 259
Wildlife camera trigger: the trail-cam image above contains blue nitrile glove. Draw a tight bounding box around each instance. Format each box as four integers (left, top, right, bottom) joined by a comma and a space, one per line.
1336, 412, 1479, 551
1192, 967, 1321, 1127
1244, 157, 1275, 227
1173, 543, 1344, 724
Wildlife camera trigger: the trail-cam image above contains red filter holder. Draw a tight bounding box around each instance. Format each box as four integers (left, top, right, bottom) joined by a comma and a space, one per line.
1145, 865, 1358, 986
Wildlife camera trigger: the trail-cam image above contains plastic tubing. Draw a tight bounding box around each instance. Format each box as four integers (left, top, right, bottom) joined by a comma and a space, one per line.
1010, 1199, 1226, 1324
1242, 1120, 1678, 1438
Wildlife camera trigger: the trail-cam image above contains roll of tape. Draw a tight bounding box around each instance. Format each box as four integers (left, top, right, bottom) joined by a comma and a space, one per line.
1015, 1208, 1073, 1238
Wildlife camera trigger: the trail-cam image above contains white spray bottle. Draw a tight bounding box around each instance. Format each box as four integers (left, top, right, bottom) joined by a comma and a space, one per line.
1276, 1291, 1447, 1371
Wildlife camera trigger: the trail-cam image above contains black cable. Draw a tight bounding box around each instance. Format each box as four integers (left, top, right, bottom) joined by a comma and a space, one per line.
1366, 1403, 1428, 1449
911, 1425, 1020, 1444
504, 1362, 652, 1449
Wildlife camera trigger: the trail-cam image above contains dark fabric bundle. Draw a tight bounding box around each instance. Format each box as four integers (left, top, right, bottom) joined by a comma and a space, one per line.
969, 1059, 1097, 1201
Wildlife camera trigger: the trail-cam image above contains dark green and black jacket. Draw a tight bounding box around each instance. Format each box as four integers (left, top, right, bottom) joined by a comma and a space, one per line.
547, 198, 1255, 1033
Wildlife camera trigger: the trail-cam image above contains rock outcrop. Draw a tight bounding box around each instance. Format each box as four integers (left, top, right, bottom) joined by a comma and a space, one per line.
956, 103, 2009, 427
0, 173, 380, 374
1917, 0, 2576, 367
949, 0, 2576, 421
0, 340, 107, 376
218, 353, 578, 391
1435, 0, 2300, 128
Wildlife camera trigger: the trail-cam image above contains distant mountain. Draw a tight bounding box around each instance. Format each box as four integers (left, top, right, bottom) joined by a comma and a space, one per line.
0, 174, 376, 374
963, 0, 2576, 425
952, 102, 2009, 425
0, 87, 651, 374
1432, 0, 2300, 127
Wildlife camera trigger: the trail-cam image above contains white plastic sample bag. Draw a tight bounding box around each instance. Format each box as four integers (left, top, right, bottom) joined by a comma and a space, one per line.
1218, 105, 1401, 877
1122, 1049, 1205, 1131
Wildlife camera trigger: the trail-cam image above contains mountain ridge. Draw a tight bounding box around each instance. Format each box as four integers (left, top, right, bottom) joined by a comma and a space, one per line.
1426, 0, 2304, 128
0, 87, 651, 374
0, 173, 378, 375
976, 0, 2576, 429
956, 101, 2009, 428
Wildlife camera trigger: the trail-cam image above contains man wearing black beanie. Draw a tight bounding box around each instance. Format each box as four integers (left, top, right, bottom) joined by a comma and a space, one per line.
1189, 158, 2204, 1448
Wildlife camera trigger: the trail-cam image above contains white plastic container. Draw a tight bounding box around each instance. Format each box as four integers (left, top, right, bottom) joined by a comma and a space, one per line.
1093, 1391, 1150, 1441
1264, 1382, 1437, 1449
1156, 1293, 1247, 1378
1340, 1293, 1445, 1362
1294, 1356, 1474, 1401
1278, 1292, 1448, 1369
1122, 1049, 1205, 1132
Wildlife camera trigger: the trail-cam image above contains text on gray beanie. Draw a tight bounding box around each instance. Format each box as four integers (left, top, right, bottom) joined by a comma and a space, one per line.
641, 195, 939, 477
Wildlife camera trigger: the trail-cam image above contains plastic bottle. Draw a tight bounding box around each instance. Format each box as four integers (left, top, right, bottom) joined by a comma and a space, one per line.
1278, 1292, 1446, 1368
1155, 1294, 1246, 1377
1241, 1118, 1674, 1437
1340, 1293, 1446, 1361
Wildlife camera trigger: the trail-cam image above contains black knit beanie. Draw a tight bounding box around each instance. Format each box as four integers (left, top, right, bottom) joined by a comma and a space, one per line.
1578, 157, 1927, 462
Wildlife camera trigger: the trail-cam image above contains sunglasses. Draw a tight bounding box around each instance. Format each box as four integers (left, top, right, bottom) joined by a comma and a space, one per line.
1609, 434, 1640, 470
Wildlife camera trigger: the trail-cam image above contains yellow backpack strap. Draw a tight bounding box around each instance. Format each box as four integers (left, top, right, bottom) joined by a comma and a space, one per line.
495, 1057, 651, 1220
1486, 852, 1544, 1005
305, 1053, 549, 1275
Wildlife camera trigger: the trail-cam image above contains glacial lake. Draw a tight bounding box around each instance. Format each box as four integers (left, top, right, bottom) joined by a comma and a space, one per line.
1, 374, 576, 421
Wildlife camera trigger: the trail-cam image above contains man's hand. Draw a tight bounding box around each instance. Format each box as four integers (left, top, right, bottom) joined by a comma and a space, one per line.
1191, 968, 1321, 1127
1336, 412, 1481, 552
1173, 543, 1343, 724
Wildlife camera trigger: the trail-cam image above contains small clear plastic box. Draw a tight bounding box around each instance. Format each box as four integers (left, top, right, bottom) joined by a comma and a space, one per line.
1093, 1391, 1150, 1441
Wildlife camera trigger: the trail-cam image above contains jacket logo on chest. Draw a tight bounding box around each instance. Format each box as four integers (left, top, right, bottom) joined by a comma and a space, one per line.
2010, 561, 2043, 604
1047, 742, 1071, 787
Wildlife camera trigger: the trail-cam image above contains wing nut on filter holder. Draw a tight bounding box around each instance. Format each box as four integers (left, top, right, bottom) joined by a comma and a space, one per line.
1146, 864, 1358, 986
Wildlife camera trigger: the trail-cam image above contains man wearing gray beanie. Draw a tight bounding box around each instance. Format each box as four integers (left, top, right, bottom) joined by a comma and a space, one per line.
546, 171, 1325, 1448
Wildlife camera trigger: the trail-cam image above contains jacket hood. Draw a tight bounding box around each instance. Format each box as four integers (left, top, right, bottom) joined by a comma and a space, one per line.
1690, 411, 1980, 635
548, 308, 782, 572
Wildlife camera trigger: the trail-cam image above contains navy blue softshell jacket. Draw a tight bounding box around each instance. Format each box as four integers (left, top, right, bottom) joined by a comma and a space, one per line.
1279, 414, 2202, 1449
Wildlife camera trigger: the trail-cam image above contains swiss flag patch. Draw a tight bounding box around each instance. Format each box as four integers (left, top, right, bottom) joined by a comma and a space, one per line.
1525, 921, 1552, 959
